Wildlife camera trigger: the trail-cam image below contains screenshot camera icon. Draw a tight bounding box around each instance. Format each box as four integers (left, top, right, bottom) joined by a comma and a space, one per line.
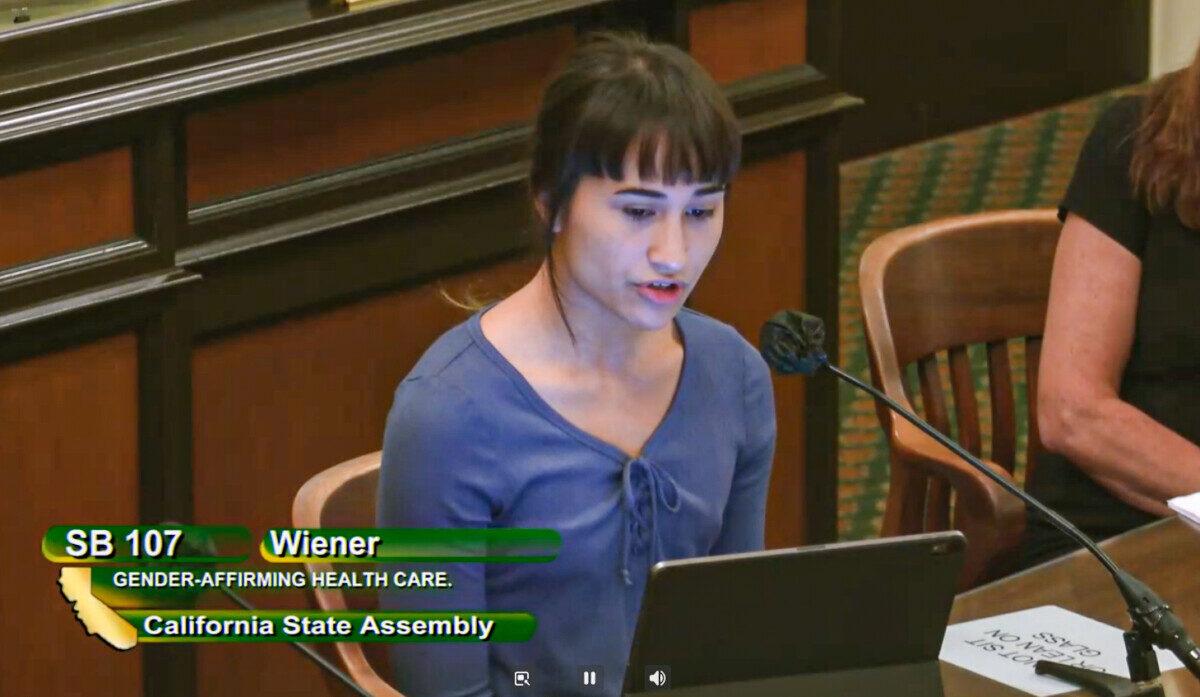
644, 665, 671, 690
513, 670, 532, 687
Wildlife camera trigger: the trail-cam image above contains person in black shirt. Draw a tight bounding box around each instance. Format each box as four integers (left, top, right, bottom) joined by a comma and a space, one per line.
1023, 47, 1200, 567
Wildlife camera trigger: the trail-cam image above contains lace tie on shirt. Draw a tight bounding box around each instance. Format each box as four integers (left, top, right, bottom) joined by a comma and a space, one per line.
620, 456, 681, 586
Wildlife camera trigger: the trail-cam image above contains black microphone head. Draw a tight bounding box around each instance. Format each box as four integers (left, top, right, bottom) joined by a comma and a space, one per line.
759, 310, 828, 375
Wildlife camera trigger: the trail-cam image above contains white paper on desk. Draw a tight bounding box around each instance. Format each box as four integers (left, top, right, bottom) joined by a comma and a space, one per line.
939, 605, 1184, 696
1168, 491, 1200, 527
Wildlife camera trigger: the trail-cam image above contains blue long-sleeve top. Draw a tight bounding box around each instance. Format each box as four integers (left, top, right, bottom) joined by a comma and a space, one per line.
376, 307, 776, 697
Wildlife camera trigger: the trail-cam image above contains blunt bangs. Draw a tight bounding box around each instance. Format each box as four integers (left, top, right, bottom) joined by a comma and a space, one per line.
566, 67, 742, 187
530, 34, 742, 202
564, 68, 734, 187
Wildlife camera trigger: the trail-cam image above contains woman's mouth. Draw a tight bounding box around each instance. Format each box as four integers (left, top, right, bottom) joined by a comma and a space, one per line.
635, 280, 685, 305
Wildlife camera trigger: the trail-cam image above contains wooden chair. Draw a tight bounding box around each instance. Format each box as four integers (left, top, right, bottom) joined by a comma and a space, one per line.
858, 209, 1061, 588
293, 451, 403, 697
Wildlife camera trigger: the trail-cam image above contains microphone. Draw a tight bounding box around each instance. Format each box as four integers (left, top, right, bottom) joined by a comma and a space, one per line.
164, 522, 372, 697
759, 310, 827, 376
759, 310, 1200, 693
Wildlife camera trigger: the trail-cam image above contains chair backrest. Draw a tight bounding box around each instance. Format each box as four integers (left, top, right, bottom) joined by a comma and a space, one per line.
858, 209, 1061, 585
293, 451, 402, 697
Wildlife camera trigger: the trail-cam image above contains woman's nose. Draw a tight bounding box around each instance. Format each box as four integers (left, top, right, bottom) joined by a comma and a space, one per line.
647, 217, 686, 274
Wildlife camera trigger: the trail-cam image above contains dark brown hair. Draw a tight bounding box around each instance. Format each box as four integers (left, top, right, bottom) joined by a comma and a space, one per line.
529, 31, 742, 338
1130, 44, 1200, 228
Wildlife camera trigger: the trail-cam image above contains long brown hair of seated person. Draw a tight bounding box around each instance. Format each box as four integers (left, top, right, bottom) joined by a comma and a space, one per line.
1131, 43, 1200, 229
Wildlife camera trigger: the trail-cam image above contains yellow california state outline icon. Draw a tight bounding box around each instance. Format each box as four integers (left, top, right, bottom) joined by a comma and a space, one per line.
58, 567, 138, 651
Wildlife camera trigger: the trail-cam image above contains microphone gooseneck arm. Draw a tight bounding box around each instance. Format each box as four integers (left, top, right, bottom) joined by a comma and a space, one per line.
164, 522, 373, 697
822, 356, 1200, 683
823, 358, 1123, 578
757, 310, 1200, 688
215, 584, 373, 697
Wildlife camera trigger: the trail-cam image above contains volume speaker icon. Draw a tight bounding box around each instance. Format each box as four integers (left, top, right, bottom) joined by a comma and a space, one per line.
644, 665, 670, 689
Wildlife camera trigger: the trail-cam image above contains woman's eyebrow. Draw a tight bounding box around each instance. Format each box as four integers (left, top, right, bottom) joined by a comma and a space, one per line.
612, 184, 727, 198
613, 187, 666, 198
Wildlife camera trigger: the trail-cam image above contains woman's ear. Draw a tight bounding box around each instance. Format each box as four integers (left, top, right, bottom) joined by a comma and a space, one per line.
534, 193, 564, 234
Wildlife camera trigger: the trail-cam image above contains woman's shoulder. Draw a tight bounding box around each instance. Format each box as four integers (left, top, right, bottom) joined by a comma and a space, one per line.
676, 309, 775, 439
1096, 94, 1143, 134
678, 308, 750, 350
391, 313, 512, 413
401, 315, 477, 382
399, 311, 506, 386
1086, 95, 1143, 158
385, 316, 499, 449
1058, 94, 1151, 252
677, 308, 770, 379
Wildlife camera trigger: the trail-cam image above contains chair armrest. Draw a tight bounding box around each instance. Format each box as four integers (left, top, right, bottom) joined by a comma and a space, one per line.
891, 418, 1026, 585
334, 645, 404, 697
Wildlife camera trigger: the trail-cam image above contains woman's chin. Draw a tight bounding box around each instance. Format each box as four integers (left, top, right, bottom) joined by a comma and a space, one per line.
621, 303, 679, 332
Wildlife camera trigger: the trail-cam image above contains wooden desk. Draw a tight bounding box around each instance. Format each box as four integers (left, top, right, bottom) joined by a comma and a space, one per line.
945, 518, 1200, 696
650, 519, 1200, 696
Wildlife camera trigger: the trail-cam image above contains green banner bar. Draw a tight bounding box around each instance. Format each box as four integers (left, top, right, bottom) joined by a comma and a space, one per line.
43, 526, 250, 563
260, 528, 561, 563
117, 610, 535, 643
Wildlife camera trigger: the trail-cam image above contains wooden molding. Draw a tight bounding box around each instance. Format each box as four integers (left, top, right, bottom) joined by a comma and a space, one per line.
0, 0, 613, 145
0, 269, 200, 335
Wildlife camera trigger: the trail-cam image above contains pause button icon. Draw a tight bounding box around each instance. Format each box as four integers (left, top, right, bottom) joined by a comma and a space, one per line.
581, 666, 603, 688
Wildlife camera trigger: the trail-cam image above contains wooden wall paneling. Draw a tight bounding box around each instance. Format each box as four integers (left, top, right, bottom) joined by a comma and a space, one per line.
0, 105, 195, 696
805, 0, 839, 83
134, 108, 196, 697
185, 25, 575, 206
0, 270, 202, 697
837, 0, 1148, 159
799, 0, 844, 543
572, 0, 696, 46
138, 303, 194, 524
0, 271, 200, 360
131, 113, 185, 261
184, 122, 532, 248
702, 112, 849, 546
801, 126, 841, 544
0, 333, 142, 697
0, 148, 134, 270
688, 0, 808, 84
634, 0, 691, 46
138, 301, 197, 697
191, 258, 535, 697
0, 112, 184, 320
185, 180, 534, 338
0, 1, 617, 144
687, 153, 808, 547
685, 0, 848, 543
133, 109, 192, 526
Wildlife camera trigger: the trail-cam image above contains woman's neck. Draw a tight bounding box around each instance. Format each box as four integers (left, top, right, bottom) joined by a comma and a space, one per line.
496, 264, 680, 377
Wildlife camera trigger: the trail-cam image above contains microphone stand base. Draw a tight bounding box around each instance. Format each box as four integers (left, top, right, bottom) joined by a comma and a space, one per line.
1034, 662, 1164, 697
1034, 629, 1164, 697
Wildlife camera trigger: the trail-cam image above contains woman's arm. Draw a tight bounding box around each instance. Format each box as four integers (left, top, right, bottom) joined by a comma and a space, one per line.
377, 376, 504, 697
710, 347, 776, 554
1038, 213, 1200, 515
